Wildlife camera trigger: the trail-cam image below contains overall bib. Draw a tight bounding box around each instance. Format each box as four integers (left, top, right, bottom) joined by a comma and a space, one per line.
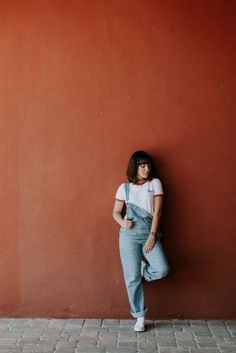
119, 183, 169, 318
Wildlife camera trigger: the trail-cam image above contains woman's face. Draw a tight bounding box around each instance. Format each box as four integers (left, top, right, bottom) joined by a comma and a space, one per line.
137, 162, 151, 181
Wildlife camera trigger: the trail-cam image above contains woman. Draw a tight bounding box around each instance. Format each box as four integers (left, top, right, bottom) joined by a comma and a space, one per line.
113, 151, 169, 332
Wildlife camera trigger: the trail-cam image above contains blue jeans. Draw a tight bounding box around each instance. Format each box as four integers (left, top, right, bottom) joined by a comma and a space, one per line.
119, 203, 169, 318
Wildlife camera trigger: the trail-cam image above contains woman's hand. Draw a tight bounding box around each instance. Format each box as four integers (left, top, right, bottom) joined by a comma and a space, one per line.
122, 219, 133, 229
144, 235, 156, 253
113, 200, 133, 229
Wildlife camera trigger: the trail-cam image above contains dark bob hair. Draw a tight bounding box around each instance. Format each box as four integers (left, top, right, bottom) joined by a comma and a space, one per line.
126, 151, 156, 183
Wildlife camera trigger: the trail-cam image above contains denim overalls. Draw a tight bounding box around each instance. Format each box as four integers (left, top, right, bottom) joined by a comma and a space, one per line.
119, 183, 169, 318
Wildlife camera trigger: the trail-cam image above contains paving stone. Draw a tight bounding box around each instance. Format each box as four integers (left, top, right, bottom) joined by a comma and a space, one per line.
55, 341, 77, 349
137, 330, 156, 337
157, 338, 176, 345
13, 319, 31, 325
172, 319, 190, 326
99, 332, 117, 340
211, 331, 231, 338
66, 319, 85, 327
0, 349, 23, 353
77, 337, 98, 347
22, 330, 44, 338
158, 341, 178, 347
138, 341, 157, 349
48, 319, 67, 328
189, 320, 208, 326
119, 320, 134, 328
81, 328, 100, 338
155, 320, 172, 325
0, 338, 18, 344
118, 334, 145, 342
36, 345, 55, 352
106, 348, 137, 353
156, 327, 183, 332
184, 326, 210, 333
207, 321, 226, 327
118, 341, 137, 347
43, 328, 62, 333
138, 348, 157, 353
193, 332, 213, 338
76, 348, 106, 353
198, 342, 218, 347
0, 347, 22, 353
225, 320, 236, 325
23, 343, 55, 352
145, 324, 156, 332
118, 331, 136, 338
18, 337, 40, 344
195, 336, 219, 342
37, 343, 55, 349
101, 320, 119, 328
156, 332, 175, 338
83, 320, 102, 328
41, 332, 65, 339
190, 349, 220, 353
62, 327, 82, 334
0, 319, 14, 326
210, 328, 229, 334
30, 319, 50, 326
38, 339, 57, 345
175, 332, 195, 340
98, 339, 117, 347
177, 340, 198, 348
0, 346, 21, 351
218, 343, 236, 349
159, 349, 189, 353
0, 329, 8, 335
5, 330, 25, 337
224, 337, 236, 343
155, 322, 173, 329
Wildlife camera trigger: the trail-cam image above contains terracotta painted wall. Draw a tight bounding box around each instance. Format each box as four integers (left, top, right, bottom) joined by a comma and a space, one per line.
0, 0, 235, 318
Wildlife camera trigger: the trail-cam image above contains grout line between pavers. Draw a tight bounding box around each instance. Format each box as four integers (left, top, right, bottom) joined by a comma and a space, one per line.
96, 326, 102, 348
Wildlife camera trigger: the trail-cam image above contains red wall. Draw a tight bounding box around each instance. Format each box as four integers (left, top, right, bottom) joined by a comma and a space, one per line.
0, 0, 235, 318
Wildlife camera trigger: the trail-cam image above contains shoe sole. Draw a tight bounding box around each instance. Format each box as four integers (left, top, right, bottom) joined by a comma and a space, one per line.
134, 326, 145, 332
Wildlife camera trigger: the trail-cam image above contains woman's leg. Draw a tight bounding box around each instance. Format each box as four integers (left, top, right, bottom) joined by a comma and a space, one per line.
119, 234, 147, 318
142, 240, 170, 282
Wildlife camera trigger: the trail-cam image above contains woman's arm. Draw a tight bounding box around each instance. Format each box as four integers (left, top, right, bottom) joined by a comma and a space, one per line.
113, 200, 133, 229
144, 195, 163, 253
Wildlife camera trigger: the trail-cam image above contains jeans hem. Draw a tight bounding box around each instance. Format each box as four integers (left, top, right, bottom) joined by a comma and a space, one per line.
131, 307, 148, 318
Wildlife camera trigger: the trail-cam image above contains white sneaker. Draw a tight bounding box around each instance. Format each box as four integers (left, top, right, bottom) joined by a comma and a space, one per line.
134, 317, 145, 332
141, 260, 146, 277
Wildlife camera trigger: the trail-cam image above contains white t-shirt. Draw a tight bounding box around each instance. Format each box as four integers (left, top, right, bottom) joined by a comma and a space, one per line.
115, 178, 164, 216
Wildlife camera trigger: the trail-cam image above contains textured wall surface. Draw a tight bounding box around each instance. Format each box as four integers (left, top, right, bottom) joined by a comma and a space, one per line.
0, 0, 235, 318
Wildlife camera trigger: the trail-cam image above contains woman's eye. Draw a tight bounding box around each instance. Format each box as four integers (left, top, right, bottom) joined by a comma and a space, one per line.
139, 163, 151, 168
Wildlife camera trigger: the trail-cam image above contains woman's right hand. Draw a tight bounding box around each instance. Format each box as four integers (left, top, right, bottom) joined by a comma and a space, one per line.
113, 200, 133, 229
121, 219, 133, 229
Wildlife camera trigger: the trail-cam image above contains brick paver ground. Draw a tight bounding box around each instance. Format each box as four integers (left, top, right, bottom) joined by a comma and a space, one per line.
0, 318, 235, 353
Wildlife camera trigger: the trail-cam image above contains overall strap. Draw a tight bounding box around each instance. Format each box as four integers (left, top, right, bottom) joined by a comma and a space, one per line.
124, 183, 130, 201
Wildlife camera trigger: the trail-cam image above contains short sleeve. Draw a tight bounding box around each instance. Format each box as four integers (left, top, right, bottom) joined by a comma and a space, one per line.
152, 178, 164, 196
115, 183, 126, 201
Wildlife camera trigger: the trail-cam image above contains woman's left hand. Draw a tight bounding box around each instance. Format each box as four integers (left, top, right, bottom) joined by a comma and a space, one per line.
144, 235, 156, 253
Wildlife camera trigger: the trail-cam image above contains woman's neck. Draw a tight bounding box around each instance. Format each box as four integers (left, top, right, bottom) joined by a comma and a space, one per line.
134, 179, 147, 185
